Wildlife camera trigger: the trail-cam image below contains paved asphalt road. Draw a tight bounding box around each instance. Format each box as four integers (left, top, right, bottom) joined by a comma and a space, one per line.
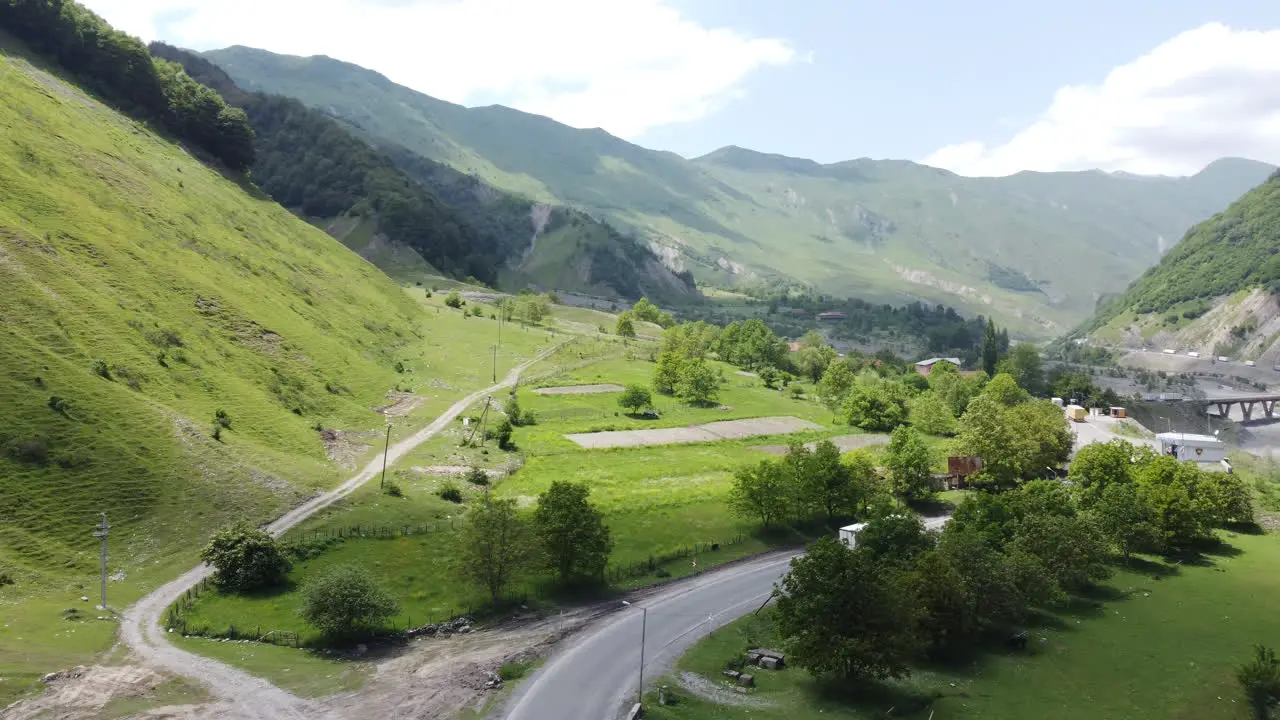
502, 551, 800, 720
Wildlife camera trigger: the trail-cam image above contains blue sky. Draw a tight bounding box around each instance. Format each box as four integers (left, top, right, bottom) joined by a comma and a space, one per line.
640, 0, 1280, 164
85, 0, 1280, 176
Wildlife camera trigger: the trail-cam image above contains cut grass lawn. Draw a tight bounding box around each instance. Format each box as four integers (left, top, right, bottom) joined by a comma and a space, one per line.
646, 532, 1280, 720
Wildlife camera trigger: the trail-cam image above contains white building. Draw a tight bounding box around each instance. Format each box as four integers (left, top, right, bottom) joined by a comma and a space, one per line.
1156, 432, 1226, 463
838, 523, 867, 547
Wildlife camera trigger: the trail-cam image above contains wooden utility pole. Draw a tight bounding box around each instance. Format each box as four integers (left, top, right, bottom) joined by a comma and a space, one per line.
380, 424, 391, 489
92, 513, 109, 609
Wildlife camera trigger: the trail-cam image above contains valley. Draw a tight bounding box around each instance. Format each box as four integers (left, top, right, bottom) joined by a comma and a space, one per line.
3, 3, 1280, 720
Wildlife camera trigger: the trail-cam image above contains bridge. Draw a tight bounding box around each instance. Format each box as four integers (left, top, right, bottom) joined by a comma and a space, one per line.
1201, 393, 1280, 422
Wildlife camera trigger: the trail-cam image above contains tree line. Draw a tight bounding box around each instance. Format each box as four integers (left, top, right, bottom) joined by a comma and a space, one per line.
2, 1, 254, 172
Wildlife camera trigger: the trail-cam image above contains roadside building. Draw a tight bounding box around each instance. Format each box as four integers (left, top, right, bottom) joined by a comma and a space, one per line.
1156, 432, 1226, 463
914, 357, 962, 377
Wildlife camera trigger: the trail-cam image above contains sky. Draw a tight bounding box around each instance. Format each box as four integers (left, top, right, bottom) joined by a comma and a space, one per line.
82, 0, 1280, 177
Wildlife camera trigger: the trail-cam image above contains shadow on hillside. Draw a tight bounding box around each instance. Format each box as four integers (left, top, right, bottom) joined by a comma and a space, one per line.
809, 676, 938, 717
1114, 555, 1181, 579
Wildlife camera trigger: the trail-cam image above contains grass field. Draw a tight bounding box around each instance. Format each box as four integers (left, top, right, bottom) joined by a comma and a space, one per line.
646, 532, 1280, 720
175, 351, 871, 651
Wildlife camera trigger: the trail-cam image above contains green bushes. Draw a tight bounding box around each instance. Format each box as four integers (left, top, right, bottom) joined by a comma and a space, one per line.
0, 1, 255, 171
438, 482, 464, 504
200, 523, 291, 592
299, 565, 399, 638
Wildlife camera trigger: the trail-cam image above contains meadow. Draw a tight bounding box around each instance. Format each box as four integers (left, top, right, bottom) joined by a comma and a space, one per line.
645, 532, 1280, 720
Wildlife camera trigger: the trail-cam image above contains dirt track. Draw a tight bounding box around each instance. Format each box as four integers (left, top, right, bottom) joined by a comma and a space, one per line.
90, 345, 567, 720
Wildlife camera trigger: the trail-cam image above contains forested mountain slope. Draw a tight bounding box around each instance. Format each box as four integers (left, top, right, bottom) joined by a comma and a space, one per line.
151, 43, 695, 301
1081, 171, 1280, 361
204, 46, 1275, 337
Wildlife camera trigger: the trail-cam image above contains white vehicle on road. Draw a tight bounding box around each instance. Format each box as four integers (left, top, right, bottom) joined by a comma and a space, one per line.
1188, 351, 1200, 358
1163, 348, 1175, 354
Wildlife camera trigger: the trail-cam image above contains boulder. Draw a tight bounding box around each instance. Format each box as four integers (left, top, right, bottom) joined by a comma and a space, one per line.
759, 656, 782, 670
721, 669, 740, 680
737, 673, 755, 688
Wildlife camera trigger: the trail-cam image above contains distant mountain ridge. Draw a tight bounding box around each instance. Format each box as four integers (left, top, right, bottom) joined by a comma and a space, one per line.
204, 45, 1276, 337
150, 43, 695, 302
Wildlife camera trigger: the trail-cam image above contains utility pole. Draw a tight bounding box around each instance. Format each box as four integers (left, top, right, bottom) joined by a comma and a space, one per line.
92, 513, 109, 609
480, 395, 491, 447
379, 423, 391, 489
492, 345, 497, 383
637, 606, 647, 707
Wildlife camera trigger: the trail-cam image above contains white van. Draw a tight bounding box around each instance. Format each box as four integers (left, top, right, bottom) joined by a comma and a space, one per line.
1162, 348, 1175, 355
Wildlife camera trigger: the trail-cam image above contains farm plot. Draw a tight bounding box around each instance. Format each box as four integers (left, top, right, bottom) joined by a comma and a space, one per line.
565, 416, 823, 449
532, 383, 625, 395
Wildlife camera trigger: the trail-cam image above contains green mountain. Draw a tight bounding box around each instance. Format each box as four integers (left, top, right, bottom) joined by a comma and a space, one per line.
147, 44, 694, 302
1079, 170, 1280, 360
203, 46, 1275, 338
0, 19, 543, 698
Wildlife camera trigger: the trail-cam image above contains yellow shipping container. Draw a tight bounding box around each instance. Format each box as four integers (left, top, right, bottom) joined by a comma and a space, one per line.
1066, 405, 1087, 422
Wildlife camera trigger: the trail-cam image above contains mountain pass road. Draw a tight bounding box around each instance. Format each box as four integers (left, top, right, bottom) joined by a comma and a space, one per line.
502, 551, 801, 720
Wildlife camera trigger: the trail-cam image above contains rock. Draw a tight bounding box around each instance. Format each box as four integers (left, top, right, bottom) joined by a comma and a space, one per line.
41, 671, 61, 684
760, 656, 782, 670
80, 596, 88, 602
458, 625, 472, 634
722, 670, 740, 680
737, 674, 755, 687
731, 686, 749, 694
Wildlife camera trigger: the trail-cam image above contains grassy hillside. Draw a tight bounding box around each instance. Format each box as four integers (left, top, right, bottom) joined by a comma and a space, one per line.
202, 46, 1275, 337
0, 32, 549, 702
149, 44, 695, 303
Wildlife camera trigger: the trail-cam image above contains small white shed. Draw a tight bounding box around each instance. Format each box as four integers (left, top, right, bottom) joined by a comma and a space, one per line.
1156, 432, 1226, 463
838, 523, 867, 547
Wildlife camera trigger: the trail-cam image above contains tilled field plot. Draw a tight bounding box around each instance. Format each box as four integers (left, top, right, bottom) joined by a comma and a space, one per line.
565, 416, 822, 449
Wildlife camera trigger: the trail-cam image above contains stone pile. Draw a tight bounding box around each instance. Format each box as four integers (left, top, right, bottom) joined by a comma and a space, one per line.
406, 616, 473, 638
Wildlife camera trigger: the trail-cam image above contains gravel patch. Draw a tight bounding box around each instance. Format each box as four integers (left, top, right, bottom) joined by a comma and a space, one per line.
676, 671, 772, 708
753, 433, 890, 455
532, 383, 625, 395
565, 416, 822, 449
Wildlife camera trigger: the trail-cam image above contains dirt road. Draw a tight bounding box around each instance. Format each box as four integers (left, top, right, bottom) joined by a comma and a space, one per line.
116, 344, 566, 719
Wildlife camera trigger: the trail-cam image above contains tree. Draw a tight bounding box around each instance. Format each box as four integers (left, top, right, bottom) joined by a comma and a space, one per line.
843, 382, 907, 431
1136, 456, 1216, 549
1238, 645, 1280, 720
1091, 481, 1159, 557
794, 331, 837, 382
533, 481, 613, 585
1011, 513, 1111, 590
653, 351, 684, 395
774, 537, 921, 682
759, 366, 780, 389
1069, 439, 1138, 506
996, 344, 1045, 396
518, 295, 551, 324
444, 290, 464, 308
200, 522, 291, 592
494, 417, 515, 451
675, 357, 721, 405
617, 384, 653, 415
907, 390, 957, 436
981, 319, 1000, 376
856, 513, 935, 565
632, 297, 661, 323
614, 311, 637, 339
503, 391, 523, 427
1200, 472, 1254, 526
299, 565, 398, 636
460, 496, 534, 601
885, 426, 935, 502
791, 440, 858, 520
816, 359, 855, 412
981, 373, 1030, 407
729, 459, 792, 527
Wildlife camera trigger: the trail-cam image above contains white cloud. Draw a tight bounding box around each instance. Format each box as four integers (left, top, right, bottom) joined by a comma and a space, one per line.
924, 23, 1280, 177
79, 0, 796, 139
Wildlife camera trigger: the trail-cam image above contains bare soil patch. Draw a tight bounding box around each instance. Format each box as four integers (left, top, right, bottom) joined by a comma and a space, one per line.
375, 391, 426, 418
410, 465, 506, 480
533, 383, 625, 395
320, 429, 376, 471
752, 433, 890, 455
565, 416, 822, 449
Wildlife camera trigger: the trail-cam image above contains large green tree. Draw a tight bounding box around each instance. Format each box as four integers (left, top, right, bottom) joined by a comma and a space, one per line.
817, 359, 856, 412
533, 481, 613, 585
774, 537, 922, 682
996, 344, 1045, 396
908, 390, 958, 436
460, 496, 534, 601
200, 522, 291, 592
675, 357, 721, 405
885, 426, 936, 502
299, 565, 399, 637
728, 459, 793, 527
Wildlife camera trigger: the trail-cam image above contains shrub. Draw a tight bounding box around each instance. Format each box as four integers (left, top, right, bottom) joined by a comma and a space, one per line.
214, 409, 232, 429
445, 290, 465, 308
200, 522, 291, 592
439, 482, 464, 503
464, 467, 490, 486
521, 410, 537, 426
47, 396, 71, 415
212, 425, 223, 442
0, 570, 13, 587
384, 481, 403, 497
299, 565, 399, 638
499, 659, 538, 681
495, 417, 515, 451
92, 359, 112, 380
789, 385, 805, 399
12, 438, 49, 465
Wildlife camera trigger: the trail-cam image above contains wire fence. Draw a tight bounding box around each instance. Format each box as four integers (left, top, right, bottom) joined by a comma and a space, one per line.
606, 534, 748, 584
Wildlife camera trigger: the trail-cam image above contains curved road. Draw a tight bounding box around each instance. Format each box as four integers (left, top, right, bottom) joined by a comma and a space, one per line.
503, 551, 800, 720
119, 344, 565, 719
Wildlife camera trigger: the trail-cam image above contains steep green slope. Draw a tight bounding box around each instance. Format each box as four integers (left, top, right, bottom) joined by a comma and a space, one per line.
203, 46, 1275, 337
1079, 171, 1280, 358
152, 44, 694, 302
0, 33, 443, 699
